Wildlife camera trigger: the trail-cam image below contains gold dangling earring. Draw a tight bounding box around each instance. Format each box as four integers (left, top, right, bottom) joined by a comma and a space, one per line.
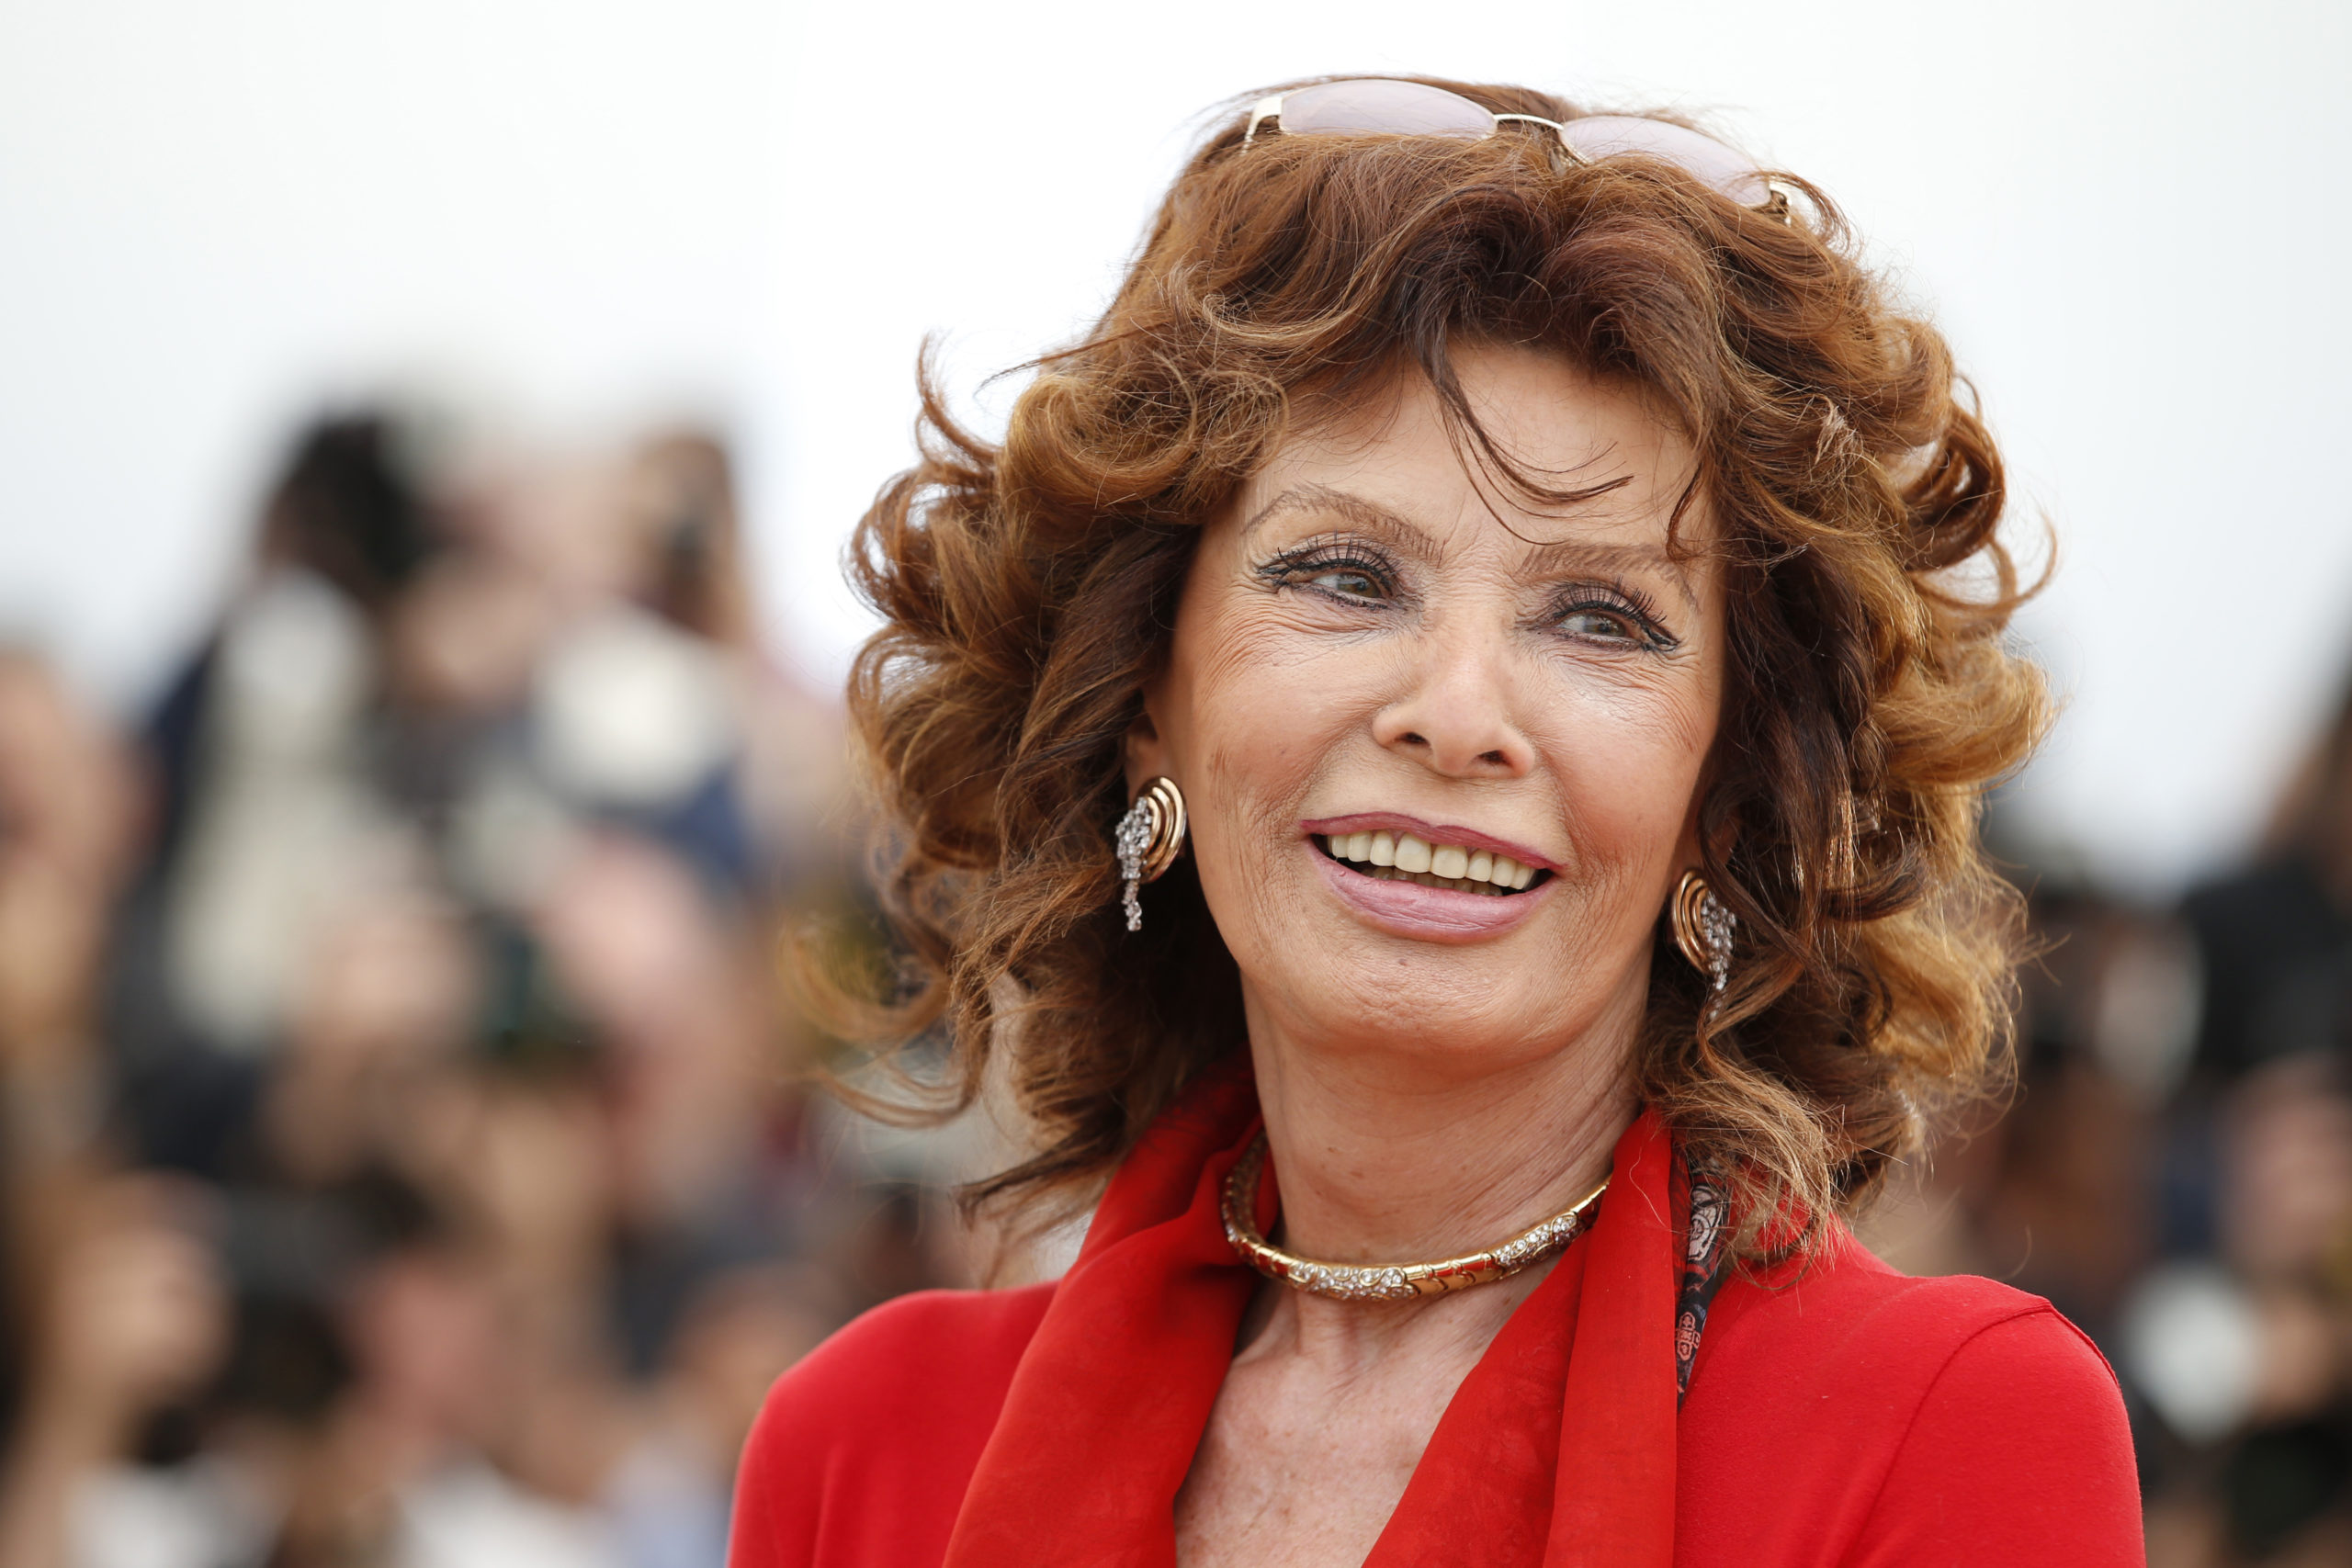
1671, 869, 1736, 993
1114, 777, 1188, 931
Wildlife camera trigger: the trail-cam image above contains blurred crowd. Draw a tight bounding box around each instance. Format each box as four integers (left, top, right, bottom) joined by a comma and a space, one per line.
1862, 691, 2352, 1565
6, 410, 2352, 1567
0, 412, 983, 1568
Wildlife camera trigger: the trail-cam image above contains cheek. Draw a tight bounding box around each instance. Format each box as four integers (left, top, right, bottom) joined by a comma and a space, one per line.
1155, 597, 1368, 971
1174, 605, 1346, 824
1533, 671, 1719, 876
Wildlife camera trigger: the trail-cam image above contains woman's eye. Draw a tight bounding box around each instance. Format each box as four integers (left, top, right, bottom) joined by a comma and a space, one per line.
1557, 606, 1639, 641
1305, 567, 1385, 599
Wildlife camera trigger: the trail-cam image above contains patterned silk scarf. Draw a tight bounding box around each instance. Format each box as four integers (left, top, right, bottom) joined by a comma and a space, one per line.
941, 1060, 1734, 1568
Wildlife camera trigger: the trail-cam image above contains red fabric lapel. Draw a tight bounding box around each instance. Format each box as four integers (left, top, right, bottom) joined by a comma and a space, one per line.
941, 1061, 1261, 1568
1360, 1108, 1678, 1567
1544, 1109, 1679, 1564
1361, 1224, 1588, 1566
942, 1064, 1681, 1568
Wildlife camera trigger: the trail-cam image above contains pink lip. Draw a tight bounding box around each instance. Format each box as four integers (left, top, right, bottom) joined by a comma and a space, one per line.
1309, 845, 1555, 944
1298, 812, 1561, 874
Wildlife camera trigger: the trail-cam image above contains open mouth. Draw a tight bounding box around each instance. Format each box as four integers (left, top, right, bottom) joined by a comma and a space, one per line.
1315, 829, 1552, 897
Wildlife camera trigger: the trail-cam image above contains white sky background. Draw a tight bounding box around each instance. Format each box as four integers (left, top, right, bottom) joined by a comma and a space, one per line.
2, 0, 2347, 897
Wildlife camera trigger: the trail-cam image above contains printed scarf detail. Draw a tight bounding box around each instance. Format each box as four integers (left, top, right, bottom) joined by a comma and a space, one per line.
1674, 1152, 1734, 1403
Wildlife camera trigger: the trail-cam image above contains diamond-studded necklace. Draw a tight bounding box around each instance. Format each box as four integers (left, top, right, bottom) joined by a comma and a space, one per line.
1220, 1132, 1609, 1303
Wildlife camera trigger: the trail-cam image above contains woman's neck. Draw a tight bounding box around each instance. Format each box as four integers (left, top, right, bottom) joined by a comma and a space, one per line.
1241, 987, 1643, 1269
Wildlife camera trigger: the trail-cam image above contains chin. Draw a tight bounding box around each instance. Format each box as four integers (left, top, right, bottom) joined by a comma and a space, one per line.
1250, 940, 1570, 1063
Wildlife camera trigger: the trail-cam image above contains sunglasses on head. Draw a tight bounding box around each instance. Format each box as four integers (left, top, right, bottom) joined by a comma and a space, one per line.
1242, 79, 1790, 220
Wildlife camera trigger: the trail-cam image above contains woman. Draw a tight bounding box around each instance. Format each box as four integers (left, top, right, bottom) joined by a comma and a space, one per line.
732, 77, 2142, 1566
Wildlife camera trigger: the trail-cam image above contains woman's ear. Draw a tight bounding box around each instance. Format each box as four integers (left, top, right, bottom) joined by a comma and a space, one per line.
1672, 765, 1714, 879
1123, 704, 1169, 797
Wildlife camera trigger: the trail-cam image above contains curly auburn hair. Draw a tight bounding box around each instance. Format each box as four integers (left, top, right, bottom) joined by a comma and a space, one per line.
828, 76, 2049, 1255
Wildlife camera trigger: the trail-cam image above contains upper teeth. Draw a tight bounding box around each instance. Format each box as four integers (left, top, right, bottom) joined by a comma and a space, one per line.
1323, 829, 1538, 890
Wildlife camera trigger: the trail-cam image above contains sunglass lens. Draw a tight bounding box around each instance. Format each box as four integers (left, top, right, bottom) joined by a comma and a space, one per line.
1555, 115, 1771, 207
1278, 80, 1495, 141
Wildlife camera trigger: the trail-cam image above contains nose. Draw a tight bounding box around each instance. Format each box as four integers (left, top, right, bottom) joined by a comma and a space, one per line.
1370, 617, 1536, 779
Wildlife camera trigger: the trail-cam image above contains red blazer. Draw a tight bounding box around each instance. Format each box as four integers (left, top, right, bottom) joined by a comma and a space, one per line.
730, 1240, 2143, 1567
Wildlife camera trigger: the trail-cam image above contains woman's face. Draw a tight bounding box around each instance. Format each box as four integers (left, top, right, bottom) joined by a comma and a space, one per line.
1130, 344, 1724, 1081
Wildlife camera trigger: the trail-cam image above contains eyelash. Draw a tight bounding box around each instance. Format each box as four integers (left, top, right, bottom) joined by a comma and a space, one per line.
1258, 538, 1398, 603
1259, 539, 1678, 652
1546, 582, 1679, 651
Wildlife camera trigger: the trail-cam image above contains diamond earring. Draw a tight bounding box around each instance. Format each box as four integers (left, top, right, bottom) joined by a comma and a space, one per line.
1114, 777, 1188, 931
1670, 869, 1736, 993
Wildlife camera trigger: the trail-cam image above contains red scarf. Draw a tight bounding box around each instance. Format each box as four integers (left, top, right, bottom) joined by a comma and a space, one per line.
941, 1062, 1686, 1567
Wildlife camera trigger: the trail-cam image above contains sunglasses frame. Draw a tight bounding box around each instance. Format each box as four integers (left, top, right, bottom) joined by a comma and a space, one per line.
1241, 83, 1792, 222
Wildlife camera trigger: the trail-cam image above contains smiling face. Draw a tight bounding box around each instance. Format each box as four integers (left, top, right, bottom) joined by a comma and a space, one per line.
1128, 344, 1724, 1086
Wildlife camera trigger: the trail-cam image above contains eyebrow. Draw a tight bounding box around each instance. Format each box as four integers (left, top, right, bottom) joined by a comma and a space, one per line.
1516, 539, 1700, 608
1238, 483, 1430, 553
1240, 482, 1699, 606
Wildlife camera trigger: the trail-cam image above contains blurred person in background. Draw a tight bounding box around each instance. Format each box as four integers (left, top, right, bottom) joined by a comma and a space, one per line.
0, 651, 244, 1567
2107, 671, 2352, 1563
1863, 754, 2352, 1566
114, 409, 849, 1175
1858, 863, 2197, 1543
2180, 673, 2352, 1089
0, 395, 905, 1567
110, 412, 447, 1176
1890, 666, 2352, 1564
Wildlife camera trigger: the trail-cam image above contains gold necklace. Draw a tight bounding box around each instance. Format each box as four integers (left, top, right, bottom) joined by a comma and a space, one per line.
1220, 1132, 1610, 1303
